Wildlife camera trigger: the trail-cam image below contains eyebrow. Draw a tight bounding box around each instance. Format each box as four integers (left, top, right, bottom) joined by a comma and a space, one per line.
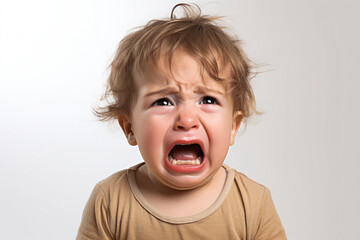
144, 85, 225, 98
144, 86, 179, 97
195, 86, 225, 95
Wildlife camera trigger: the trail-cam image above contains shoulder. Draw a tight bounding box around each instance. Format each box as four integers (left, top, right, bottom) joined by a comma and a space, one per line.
94, 163, 143, 200
76, 170, 130, 240
76, 164, 141, 239
224, 166, 287, 239
224, 164, 268, 201
235, 170, 268, 195
82, 163, 144, 208
97, 169, 128, 191
231, 168, 273, 216
82, 168, 130, 210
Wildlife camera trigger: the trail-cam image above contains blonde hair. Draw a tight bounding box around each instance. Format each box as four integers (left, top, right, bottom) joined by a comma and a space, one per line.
94, 3, 259, 124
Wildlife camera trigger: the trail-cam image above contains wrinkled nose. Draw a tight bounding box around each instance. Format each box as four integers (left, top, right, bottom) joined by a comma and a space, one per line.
174, 106, 199, 131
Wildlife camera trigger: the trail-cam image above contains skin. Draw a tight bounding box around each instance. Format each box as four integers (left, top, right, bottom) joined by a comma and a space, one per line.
118, 49, 242, 217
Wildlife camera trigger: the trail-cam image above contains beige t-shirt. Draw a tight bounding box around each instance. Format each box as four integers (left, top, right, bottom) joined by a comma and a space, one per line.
76, 163, 286, 240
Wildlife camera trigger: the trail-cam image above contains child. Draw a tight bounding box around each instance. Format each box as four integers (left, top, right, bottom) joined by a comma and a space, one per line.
77, 4, 286, 240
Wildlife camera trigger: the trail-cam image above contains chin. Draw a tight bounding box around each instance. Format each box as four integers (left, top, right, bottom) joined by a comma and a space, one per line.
161, 171, 216, 191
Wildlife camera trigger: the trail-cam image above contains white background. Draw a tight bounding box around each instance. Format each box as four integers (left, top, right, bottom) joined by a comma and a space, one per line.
1, 0, 359, 239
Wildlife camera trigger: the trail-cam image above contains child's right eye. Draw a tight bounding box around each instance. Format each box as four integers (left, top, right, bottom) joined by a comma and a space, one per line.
152, 98, 173, 106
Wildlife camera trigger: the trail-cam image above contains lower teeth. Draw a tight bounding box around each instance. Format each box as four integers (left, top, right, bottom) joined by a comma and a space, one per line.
169, 155, 201, 165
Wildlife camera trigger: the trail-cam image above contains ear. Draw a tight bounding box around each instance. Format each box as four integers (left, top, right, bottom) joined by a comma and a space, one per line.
118, 115, 137, 146
230, 111, 243, 146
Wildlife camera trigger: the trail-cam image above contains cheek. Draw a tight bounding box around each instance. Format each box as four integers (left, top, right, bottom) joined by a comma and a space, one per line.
211, 126, 232, 163
207, 112, 233, 136
135, 115, 167, 156
207, 113, 234, 152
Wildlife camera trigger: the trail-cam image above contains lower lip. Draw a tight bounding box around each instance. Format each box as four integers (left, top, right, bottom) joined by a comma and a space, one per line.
165, 156, 206, 173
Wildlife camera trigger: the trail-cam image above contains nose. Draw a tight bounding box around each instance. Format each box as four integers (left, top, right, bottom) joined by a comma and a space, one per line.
174, 106, 199, 131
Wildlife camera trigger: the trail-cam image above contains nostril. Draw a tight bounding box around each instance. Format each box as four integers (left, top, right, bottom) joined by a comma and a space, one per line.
174, 108, 199, 131
177, 125, 185, 130
174, 118, 199, 131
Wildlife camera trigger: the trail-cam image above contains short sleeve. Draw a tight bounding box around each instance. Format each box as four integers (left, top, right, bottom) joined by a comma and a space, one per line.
76, 184, 114, 240
254, 188, 287, 240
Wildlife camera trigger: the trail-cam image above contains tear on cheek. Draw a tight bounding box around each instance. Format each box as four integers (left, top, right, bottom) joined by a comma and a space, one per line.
168, 144, 203, 165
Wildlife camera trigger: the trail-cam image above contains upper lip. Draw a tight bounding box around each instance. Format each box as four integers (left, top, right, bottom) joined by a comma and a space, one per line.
167, 138, 205, 157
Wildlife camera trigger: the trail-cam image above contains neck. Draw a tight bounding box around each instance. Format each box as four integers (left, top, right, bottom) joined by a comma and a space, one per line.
135, 164, 226, 217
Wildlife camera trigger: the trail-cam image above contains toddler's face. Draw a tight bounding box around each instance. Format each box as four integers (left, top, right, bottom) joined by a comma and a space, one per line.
120, 50, 242, 190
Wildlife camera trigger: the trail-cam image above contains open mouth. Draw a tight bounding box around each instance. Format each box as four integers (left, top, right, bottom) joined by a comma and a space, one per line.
168, 144, 204, 165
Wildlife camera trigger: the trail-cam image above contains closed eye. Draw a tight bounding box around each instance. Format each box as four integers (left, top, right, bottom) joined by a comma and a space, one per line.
200, 96, 218, 105
152, 98, 173, 106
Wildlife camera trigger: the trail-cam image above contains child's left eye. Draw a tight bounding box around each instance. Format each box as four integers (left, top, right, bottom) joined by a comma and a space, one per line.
200, 96, 218, 105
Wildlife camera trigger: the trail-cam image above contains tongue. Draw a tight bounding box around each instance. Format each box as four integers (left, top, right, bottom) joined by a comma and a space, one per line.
170, 144, 201, 160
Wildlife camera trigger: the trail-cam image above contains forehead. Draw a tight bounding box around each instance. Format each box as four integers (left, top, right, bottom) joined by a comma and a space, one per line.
134, 49, 231, 91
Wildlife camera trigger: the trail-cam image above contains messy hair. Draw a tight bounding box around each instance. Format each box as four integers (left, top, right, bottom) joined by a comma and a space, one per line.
94, 3, 260, 124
